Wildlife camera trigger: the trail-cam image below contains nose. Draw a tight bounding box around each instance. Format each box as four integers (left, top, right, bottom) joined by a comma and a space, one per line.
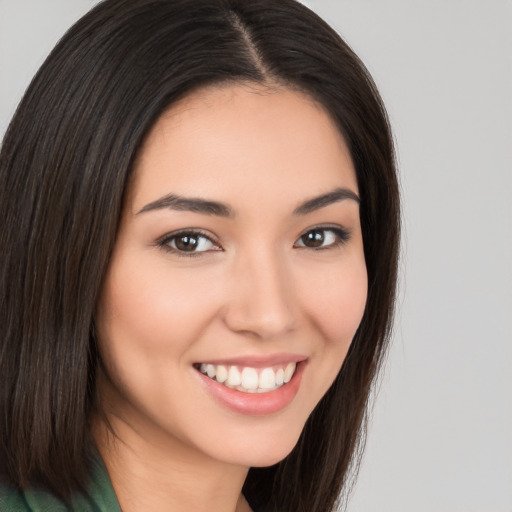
223, 247, 297, 340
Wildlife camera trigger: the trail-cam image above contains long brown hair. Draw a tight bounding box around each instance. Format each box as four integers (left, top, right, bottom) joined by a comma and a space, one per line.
0, 1, 399, 510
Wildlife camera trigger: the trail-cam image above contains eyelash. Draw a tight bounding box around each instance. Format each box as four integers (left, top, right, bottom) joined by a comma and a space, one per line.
157, 226, 351, 258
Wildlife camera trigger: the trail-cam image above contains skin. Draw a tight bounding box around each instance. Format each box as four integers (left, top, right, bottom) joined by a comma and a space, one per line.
93, 83, 368, 512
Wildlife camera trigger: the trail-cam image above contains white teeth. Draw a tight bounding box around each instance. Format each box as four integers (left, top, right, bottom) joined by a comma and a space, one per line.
241, 367, 259, 390
259, 368, 276, 389
258, 386, 278, 392
216, 365, 228, 383
197, 361, 299, 393
236, 385, 258, 393
227, 366, 242, 387
284, 362, 296, 383
206, 364, 216, 379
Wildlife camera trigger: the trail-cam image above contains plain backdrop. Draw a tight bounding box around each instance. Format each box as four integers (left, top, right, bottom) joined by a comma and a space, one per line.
1, 1, 511, 511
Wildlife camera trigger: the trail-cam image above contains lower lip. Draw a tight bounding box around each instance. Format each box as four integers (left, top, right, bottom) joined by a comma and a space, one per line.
195, 361, 306, 416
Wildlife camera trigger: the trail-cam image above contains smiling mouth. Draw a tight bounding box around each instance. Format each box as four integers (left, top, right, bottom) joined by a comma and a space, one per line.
193, 362, 297, 393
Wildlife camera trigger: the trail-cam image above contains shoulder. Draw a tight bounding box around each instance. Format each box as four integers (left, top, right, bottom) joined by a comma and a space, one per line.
0, 473, 30, 512
0, 480, 74, 512
0, 482, 29, 512
0, 453, 68, 511
0, 455, 121, 512
0, 482, 58, 512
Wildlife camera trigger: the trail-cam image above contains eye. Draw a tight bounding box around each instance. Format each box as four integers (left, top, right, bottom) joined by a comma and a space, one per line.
158, 230, 221, 256
294, 227, 350, 249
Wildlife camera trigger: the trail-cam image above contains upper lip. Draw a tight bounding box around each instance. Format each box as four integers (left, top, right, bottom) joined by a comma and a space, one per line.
195, 353, 307, 368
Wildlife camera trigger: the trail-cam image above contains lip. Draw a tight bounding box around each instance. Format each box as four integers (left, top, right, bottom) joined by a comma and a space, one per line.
195, 352, 306, 368
194, 359, 307, 416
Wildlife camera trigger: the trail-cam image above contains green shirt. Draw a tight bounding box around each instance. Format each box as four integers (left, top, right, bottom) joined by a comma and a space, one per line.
0, 456, 122, 512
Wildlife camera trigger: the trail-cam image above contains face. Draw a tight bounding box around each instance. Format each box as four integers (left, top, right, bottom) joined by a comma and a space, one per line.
95, 84, 367, 469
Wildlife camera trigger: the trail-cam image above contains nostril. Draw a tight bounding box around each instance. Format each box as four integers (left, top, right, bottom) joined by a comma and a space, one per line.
223, 294, 296, 338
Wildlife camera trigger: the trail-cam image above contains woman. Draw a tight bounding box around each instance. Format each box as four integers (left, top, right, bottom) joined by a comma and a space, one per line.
0, 0, 399, 511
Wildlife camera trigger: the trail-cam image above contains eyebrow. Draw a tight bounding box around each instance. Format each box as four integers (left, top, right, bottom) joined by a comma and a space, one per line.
136, 187, 360, 217
136, 194, 234, 217
292, 187, 360, 215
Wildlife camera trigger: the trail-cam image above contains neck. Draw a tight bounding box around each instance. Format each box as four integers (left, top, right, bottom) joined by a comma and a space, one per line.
92, 412, 252, 512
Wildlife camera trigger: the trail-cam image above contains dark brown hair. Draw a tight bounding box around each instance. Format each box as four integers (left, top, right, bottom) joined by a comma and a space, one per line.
0, 1, 399, 510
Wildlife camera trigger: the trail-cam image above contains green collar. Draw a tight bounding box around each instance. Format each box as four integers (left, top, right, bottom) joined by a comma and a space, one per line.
0, 455, 122, 512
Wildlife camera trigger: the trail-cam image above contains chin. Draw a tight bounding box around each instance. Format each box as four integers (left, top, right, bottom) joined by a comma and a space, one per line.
209, 419, 306, 469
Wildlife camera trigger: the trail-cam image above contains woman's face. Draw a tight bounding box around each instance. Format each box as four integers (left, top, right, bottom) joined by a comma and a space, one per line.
95, 84, 367, 469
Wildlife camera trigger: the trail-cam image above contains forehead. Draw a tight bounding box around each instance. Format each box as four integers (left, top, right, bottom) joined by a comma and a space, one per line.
130, 83, 357, 213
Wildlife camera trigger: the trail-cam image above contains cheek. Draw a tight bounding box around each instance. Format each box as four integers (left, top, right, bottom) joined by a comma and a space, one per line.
97, 255, 221, 359
300, 256, 368, 390
94, 254, 224, 425
307, 259, 368, 343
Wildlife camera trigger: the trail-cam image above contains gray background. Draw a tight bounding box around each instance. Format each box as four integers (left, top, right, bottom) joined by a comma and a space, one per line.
1, 1, 511, 511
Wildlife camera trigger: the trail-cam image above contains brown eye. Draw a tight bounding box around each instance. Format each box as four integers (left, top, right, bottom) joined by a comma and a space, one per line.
300, 230, 325, 248
294, 227, 350, 249
174, 234, 200, 252
161, 231, 219, 254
